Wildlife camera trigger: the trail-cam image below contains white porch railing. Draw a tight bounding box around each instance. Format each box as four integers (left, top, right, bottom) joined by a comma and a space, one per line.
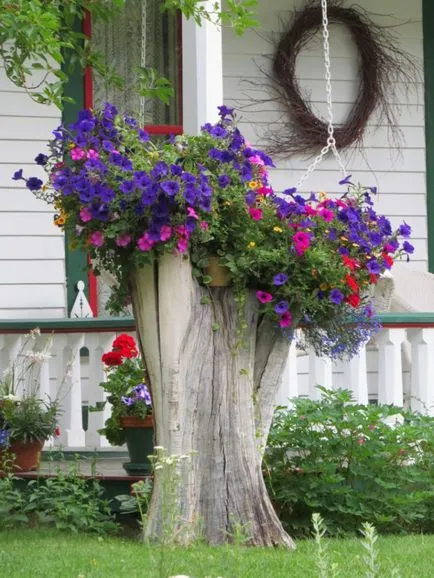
0, 314, 433, 451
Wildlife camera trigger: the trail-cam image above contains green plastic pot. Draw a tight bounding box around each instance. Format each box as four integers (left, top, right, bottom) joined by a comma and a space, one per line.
120, 415, 154, 475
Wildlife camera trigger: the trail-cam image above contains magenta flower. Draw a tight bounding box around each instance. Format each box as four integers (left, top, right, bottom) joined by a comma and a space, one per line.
293, 231, 310, 255
249, 154, 265, 166
177, 238, 188, 253
90, 231, 104, 247
200, 221, 209, 231
86, 149, 99, 160
160, 225, 172, 241
256, 291, 273, 304
115, 234, 132, 248
319, 208, 334, 222
70, 147, 86, 161
249, 207, 263, 221
80, 207, 92, 223
187, 207, 199, 220
137, 232, 155, 252
279, 311, 292, 328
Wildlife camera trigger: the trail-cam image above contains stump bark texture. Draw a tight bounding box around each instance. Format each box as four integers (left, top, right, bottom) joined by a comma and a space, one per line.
130, 254, 294, 547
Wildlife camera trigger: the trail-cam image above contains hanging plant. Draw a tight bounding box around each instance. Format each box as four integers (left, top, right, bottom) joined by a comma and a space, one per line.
267, 0, 417, 157
15, 104, 413, 359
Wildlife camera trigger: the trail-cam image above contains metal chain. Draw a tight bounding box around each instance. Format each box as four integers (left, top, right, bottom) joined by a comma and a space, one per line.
295, 0, 347, 190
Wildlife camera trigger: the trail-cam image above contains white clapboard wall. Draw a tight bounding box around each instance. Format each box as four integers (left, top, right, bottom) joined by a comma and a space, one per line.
222, 0, 427, 272
0, 67, 66, 318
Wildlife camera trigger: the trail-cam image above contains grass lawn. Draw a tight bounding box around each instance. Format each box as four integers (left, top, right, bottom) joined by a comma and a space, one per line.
0, 530, 433, 577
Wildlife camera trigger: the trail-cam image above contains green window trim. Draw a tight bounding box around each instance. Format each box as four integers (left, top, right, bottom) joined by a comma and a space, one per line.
62, 18, 89, 315
423, 0, 434, 272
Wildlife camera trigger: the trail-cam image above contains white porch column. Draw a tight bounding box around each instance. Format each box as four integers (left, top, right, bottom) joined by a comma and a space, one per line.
309, 351, 333, 400
343, 344, 368, 405
182, 1, 223, 135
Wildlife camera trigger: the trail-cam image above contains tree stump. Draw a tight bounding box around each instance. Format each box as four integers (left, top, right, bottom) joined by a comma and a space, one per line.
130, 253, 295, 547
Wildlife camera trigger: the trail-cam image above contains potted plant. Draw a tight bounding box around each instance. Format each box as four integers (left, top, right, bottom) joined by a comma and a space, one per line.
97, 334, 153, 475
0, 330, 61, 472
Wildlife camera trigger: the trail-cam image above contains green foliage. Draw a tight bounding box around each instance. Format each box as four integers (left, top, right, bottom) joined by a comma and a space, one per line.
1, 396, 59, 444
0, 458, 117, 535
1, 0, 257, 108
0, 330, 62, 443
265, 388, 434, 537
161, 0, 259, 35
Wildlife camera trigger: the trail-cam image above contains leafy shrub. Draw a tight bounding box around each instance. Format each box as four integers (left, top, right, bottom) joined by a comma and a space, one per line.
0, 458, 117, 535
265, 388, 434, 537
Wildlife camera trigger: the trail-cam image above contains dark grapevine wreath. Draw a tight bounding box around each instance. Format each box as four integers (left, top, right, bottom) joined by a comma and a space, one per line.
267, 0, 416, 157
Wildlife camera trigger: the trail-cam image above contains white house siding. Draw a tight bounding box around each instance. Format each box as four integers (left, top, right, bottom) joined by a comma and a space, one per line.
223, 0, 427, 272
0, 70, 66, 319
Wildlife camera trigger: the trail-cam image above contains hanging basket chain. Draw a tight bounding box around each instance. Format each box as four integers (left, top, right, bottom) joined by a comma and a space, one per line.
295, 0, 347, 190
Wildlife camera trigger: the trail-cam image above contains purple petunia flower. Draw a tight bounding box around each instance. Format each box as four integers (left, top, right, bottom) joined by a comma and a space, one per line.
273, 273, 289, 286
160, 180, 180, 197
102, 140, 115, 152
0, 428, 10, 448
133, 384, 152, 406
218, 105, 235, 118
367, 260, 382, 274
35, 153, 48, 166
399, 222, 412, 238
120, 180, 136, 194
12, 169, 24, 181
218, 175, 231, 188
121, 396, 134, 406
26, 177, 43, 191
329, 289, 344, 305
275, 301, 289, 315
403, 240, 414, 254
339, 174, 353, 185
151, 162, 169, 179
210, 126, 228, 138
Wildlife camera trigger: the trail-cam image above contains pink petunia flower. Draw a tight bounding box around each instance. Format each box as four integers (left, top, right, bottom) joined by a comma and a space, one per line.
70, 147, 86, 161
177, 238, 189, 253
279, 311, 292, 328
319, 208, 334, 222
293, 231, 311, 255
256, 291, 273, 304
249, 207, 263, 221
137, 233, 155, 252
90, 231, 104, 247
159, 225, 172, 241
80, 207, 92, 223
200, 221, 209, 231
115, 234, 132, 248
187, 207, 199, 220
249, 154, 265, 166
257, 186, 273, 196
86, 149, 99, 160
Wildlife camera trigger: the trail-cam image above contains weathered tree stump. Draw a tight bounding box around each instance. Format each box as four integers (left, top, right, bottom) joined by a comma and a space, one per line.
130, 254, 294, 547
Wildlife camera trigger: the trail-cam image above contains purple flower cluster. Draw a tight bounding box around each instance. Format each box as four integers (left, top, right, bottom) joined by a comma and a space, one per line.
121, 383, 152, 408
0, 428, 10, 448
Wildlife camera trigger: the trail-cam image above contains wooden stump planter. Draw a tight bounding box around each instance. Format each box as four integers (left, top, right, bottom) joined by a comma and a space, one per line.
205, 256, 231, 287
130, 254, 295, 548
120, 415, 154, 476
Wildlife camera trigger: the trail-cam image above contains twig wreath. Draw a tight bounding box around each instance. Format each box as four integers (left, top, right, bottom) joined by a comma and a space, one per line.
266, 0, 417, 157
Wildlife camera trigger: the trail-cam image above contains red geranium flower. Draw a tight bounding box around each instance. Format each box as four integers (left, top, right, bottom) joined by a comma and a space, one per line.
346, 293, 361, 308
345, 275, 359, 294
342, 255, 358, 271
112, 334, 138, 358
101, 351, 123, 366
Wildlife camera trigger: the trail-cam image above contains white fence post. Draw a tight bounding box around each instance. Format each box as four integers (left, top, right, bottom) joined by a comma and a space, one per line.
375, 328, 406, 406
343, 343, 368, 404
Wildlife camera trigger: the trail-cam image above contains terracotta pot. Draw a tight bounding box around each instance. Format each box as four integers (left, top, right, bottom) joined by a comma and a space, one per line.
7, 439, 44, 472
120, 415, 153, 475
205, 257, 230, 287
120, 415, 153, 428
